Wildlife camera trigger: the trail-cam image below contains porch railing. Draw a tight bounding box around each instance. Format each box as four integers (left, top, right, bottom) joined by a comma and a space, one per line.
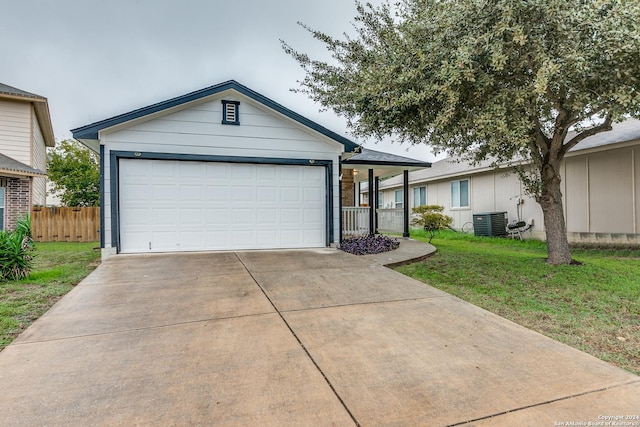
377, 208, 405, 233
342, 207, 369, 236
342, 207, 406, 236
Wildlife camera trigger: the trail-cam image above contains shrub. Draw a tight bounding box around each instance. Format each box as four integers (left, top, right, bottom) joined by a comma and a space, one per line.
340, 234, 400, 255
0, 215, 35, 281
410, 205, 453, 243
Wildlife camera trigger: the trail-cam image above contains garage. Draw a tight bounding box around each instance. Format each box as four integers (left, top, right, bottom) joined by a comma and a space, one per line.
118, 159, 326, 253
72, 80, 358, 258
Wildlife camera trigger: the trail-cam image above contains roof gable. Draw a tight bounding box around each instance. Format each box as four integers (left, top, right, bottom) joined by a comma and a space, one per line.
0, 82, 55, 148
71, 80, 360, 152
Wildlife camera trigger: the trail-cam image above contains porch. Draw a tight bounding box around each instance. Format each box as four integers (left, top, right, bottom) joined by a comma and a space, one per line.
340, 148, 432, 240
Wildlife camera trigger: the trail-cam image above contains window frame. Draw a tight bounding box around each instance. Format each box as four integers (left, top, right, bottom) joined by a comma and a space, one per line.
413, 186, 426, 208
221, 100, 240, 125
450, 179, 470, 209
394, 189, 403, 209
377, 191, 383, 209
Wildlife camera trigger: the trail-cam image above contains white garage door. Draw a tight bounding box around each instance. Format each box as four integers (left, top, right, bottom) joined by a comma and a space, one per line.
118, 159, 326, 253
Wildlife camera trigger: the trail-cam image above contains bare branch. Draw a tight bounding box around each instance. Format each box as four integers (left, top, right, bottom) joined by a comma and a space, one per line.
561, 115, 613, 155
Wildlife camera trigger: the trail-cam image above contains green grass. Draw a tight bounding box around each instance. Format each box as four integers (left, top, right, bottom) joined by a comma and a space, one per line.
0, 242, 100, 351
396, 230, 640, 375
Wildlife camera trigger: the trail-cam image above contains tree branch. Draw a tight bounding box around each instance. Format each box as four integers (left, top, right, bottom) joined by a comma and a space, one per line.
561, 115, 613, 155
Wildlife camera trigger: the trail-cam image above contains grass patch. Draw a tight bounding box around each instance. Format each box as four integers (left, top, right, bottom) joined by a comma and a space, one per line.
0, 242, 100, 350
396, 229, 640, 375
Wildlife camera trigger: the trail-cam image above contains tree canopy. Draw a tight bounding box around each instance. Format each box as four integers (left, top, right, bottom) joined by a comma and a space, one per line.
47, 139, 99, 207
283, 0, 640, 264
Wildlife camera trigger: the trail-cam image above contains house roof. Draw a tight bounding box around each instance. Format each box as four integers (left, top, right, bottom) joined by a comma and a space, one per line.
0, 83, 45, 99
71, 80, 361, 153
343, 148, 432, 167
341, 147, 432, 182
0, 82, 56, 147
567, 118, 640, 152
376, 118, 640, 190
0, 153, 46, 177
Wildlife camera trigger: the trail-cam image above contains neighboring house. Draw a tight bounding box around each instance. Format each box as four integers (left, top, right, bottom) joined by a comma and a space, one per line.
373, 119, 640, 244
0, 83, 55, 231
72, 80, 430, 258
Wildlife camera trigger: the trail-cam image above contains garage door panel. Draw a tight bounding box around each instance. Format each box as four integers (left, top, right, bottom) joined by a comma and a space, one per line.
232, 164, 255, 180
281, 187, 301, 202
180, 208, 204, 225
280, 167, 301, 180
180, 185, 203, 201
205, 230, 231, 248
152, 208, 177, 225
257, 166, 277, 180
231, 186, 255, 202
151, 184, 179, 202
119, 159, 326, 253
151, 231, 179, 251
232, 209, 254, 225
206, 208, 230, 224
151, 161, 178, 178
205, 186, 230, 202
257, 208, 278, 224
179, 161, 205, 178
120, 231, 150, 253
257, 187, 278, 202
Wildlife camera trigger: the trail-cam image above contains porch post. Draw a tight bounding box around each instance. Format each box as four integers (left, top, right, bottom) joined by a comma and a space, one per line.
403, 169, 410, 237
339, 164, 343, 244
374, 177, 380, 234
368, 168, 375, 235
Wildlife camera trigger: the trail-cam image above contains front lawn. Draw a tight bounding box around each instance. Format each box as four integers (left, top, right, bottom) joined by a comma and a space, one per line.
0, 242, 100, 351
397, 230, 640, 375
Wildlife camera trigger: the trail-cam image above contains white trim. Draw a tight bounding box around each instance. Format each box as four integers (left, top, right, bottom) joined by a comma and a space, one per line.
450, 179, 470, 209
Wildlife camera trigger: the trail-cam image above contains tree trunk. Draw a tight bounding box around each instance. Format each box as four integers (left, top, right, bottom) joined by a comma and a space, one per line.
537, 162, 573, 264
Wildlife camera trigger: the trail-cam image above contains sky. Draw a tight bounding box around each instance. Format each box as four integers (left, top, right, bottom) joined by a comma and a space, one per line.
1, 0, 440, 162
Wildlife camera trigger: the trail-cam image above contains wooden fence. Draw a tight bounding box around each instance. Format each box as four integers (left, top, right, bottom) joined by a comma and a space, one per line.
31, 207, 100, 242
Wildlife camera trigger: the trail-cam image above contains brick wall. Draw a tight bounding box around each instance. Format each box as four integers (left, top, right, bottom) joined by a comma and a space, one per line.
3, 177, 32, 231
341, 170, 355, 207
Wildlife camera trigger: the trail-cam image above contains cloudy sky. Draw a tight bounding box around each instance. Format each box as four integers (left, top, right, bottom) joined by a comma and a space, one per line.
1, 0, 439, 161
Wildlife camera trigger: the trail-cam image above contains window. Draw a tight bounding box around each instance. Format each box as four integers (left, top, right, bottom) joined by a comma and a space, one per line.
413, 186, 426, 207
394, 189, 403, 209
451, 179, 469, 208
377, 191, 383, 209
222, 100, 240, 125
0, 187, 4, 231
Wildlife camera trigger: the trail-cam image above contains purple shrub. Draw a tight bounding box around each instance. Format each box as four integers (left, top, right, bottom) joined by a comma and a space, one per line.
340, 235, 400, 255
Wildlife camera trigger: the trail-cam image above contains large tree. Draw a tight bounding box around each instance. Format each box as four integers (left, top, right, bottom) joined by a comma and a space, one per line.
283, 0, 640, 264
47, 139, 100, 207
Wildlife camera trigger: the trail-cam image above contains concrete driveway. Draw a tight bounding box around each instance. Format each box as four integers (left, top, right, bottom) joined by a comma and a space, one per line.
0, 248, 638, 426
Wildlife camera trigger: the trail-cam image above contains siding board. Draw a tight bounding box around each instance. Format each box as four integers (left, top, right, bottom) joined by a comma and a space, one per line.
588, 149, 633, 233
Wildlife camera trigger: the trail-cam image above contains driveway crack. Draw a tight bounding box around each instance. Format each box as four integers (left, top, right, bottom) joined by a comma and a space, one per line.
235, 253, 361, 427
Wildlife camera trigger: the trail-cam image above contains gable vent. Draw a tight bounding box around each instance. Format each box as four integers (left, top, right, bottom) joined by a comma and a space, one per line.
222, 100, 240, 125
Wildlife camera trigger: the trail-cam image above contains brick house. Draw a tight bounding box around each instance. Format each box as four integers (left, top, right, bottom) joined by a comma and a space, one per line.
0, 83, 55, 231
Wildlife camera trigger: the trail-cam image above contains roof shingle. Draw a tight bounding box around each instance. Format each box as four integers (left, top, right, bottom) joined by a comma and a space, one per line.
0, 153, 46, 176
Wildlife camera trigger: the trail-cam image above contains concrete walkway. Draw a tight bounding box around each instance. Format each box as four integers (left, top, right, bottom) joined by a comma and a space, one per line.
0, 241, 638, 426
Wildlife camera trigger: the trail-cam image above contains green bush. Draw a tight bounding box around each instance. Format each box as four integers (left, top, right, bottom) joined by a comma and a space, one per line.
0, 215, 35, 281
410, 205, 453, 243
